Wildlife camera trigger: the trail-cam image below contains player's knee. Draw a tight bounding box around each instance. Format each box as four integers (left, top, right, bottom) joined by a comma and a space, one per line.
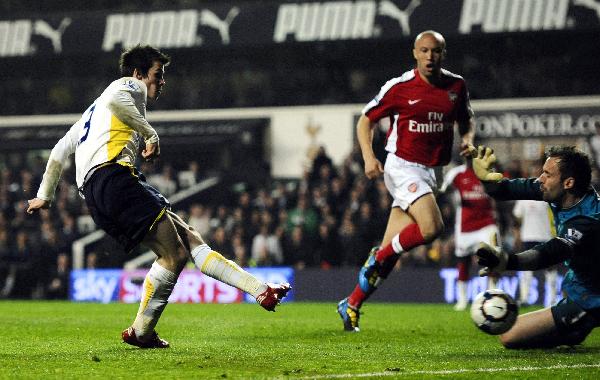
499, 333, 517, 349
420, 220, 444, 242
184, 227, 204, 246
161, 245, 188, 271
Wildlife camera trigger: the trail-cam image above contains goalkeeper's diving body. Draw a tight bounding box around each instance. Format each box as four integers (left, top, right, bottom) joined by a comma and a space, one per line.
26, 45, 290, 348
472, 145, 600, 348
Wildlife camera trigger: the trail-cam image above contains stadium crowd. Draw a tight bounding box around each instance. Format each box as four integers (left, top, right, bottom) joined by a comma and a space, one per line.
3, 141, 597, 300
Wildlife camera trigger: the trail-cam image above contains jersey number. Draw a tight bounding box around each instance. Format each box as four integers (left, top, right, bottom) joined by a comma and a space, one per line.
78, 104, 96, 144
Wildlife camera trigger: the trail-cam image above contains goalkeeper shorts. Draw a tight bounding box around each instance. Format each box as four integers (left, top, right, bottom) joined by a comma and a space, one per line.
552, 297, 600, 342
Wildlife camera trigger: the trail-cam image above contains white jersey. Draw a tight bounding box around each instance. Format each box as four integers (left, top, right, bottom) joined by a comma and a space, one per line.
36, 77, 159, 200
513, 199, 555, 243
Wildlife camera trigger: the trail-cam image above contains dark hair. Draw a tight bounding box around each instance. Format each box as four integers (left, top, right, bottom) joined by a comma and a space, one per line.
119, 45, 170, 77
546, 145, 591, 195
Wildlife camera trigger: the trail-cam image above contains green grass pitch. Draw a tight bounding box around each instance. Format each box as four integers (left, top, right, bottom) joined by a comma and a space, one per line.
1, 301, 599, 379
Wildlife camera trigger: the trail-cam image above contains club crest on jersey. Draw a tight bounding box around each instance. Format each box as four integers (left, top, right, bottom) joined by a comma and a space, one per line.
408, 182, 418, 193
448, 91, 457, 102
124, 80, 140, 91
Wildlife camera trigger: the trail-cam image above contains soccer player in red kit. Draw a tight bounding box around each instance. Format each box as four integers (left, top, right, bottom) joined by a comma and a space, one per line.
338, 30, 475, 331
441, 158, 500, 311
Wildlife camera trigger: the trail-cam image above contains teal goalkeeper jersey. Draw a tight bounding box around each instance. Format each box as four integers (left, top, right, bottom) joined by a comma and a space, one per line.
487, 178, 600, 309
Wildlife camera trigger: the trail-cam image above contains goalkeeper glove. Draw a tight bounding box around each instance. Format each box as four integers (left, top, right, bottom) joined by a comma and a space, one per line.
471, 145, 504, 182
476, 242, 508, 277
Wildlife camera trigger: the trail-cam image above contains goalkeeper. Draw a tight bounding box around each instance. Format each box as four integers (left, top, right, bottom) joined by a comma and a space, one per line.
471, 145, 600, 349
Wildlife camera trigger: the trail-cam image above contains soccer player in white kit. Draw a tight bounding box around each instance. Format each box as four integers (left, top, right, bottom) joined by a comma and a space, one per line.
26, 45, 289, 348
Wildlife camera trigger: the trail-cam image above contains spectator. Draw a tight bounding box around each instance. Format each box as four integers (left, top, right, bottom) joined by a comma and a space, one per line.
282, 225, 313, 269
46, 253, 70, 299
188, 204, 211, 237
315, 222, 341, 268
287, 195, 319, 237
251, 224, 283, 266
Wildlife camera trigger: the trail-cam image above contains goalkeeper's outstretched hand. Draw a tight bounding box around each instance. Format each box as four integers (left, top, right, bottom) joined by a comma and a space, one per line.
470, 145, 504, 182
476, 242, 508, 277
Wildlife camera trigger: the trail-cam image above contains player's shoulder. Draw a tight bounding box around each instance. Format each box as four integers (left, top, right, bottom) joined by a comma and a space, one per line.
380, 69, 416, 90
107, 77, 146, 95
441, 69, 467, 89
441, 68, 465, 81
560, 215, 600, 244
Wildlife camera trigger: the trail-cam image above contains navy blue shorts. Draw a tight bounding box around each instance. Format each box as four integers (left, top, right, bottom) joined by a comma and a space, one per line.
551, 297, 600, 342
82, 163, 169, 253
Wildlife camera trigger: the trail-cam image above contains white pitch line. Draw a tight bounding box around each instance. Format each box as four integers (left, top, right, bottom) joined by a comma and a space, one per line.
295, 363, 600, 379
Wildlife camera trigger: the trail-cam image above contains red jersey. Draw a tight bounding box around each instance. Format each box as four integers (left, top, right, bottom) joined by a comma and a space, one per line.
441, 164, 496, 233
363, 69, 473, 167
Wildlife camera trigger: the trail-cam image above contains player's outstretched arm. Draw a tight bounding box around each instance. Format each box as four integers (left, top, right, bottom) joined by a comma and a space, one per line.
26, 198, 50, 214
470, 145, 504, 182
29, 125, 79, 214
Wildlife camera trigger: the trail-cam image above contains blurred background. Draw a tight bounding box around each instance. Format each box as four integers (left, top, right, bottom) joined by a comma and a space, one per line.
0, 0, 599, 304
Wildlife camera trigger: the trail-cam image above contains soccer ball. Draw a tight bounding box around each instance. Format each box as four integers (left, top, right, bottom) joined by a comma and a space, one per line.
470, 289, 518, 335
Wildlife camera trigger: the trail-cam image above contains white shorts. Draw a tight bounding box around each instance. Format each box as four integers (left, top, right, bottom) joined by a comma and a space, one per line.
455, 224, 500, 258
383, 154, 437, 210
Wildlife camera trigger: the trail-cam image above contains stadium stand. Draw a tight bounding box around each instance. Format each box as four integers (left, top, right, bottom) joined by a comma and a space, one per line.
1, 0, 599, 300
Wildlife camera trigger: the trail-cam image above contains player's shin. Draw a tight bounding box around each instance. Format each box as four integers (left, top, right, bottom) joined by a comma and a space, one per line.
191, 244, 267, 297
132, 261, 177, 340
348, 246, 400, 308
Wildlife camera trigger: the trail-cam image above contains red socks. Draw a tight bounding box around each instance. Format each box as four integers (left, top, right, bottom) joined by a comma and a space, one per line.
348, 223, 425, 309
348, 285, 366, 309
375, 223, 425, 262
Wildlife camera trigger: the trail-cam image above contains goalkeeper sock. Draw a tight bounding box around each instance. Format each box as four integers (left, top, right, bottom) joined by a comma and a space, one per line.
191, 244, 267, 298
132, 261, 177, 340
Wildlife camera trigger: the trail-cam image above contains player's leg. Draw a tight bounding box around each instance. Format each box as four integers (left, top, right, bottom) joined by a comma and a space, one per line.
346, 207, 414, 308
125, 213, 187, 348
339, 197, 443, 331
167, 210, 290, 311
500, 298, 599, 349
518, 271, 533, 305
338, 208, 414, 331
369, 158, 443, 276
454, 256, 470, 311
372, 194, 444, 271
545, 269, 558, 306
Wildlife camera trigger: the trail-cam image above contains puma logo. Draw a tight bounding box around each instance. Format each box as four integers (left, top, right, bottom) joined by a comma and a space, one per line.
408, 99, 421, 105
573, 0, 600, 20
199, 7, 240, 44
33, 18, 72, 53
378, 0, 422, 36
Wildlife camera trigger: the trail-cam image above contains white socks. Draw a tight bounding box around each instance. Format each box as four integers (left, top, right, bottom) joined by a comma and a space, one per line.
191, 244, 267, 298
545, 269, 558, 305
457, 280, 467, 305
132, 261, 177, 339
519, 271, 533, 304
